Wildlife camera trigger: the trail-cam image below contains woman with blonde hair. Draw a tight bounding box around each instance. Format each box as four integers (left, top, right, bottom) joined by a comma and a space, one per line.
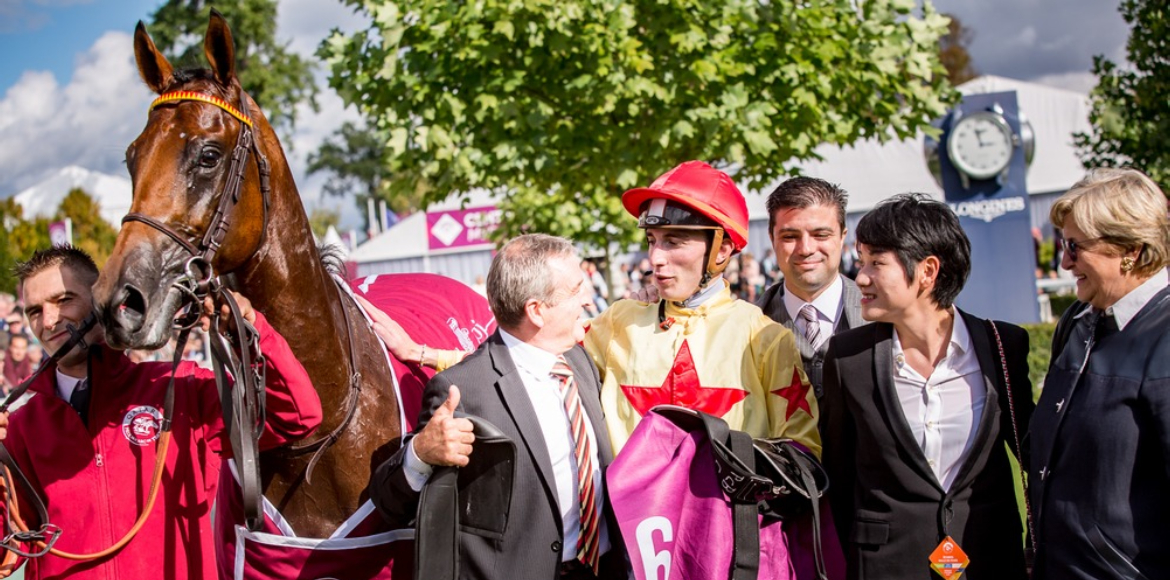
1030, 167, 1170, 580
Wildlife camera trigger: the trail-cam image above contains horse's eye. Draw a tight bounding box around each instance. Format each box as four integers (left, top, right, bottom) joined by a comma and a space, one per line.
198, 148, 222, 168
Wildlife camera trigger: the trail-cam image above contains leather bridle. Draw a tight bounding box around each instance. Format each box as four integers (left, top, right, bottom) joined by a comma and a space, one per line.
123, 87, 272, 319
119, 86, 368, 530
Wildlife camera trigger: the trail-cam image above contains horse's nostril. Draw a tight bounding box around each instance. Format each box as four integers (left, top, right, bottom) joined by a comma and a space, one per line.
116, 285, 147, 332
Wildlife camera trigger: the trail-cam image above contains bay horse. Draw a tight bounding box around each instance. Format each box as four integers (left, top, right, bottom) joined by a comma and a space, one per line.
91, 12, 403, 539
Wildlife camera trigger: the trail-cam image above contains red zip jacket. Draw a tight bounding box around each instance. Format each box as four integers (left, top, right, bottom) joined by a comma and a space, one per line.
1, 313, 321, 580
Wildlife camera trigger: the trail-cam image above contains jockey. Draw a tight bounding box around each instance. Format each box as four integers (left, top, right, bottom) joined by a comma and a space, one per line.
583, 160, 821, 455
0, 245, 321, 580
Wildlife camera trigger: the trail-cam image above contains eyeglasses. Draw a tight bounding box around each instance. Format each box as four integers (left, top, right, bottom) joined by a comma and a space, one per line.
1062, 237, 1102, 261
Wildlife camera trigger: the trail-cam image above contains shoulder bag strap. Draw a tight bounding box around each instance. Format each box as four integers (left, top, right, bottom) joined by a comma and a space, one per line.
986, 320, 1037, 562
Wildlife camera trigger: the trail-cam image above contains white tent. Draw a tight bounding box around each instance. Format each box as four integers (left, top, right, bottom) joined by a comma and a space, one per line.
12, 165, 132, 228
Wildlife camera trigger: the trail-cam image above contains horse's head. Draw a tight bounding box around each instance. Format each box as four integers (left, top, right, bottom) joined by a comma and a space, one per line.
94, 11, 271, 349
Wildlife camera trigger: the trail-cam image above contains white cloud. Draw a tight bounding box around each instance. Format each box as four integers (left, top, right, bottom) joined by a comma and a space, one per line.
0, 1, 372, 230
0, 30, 149, 195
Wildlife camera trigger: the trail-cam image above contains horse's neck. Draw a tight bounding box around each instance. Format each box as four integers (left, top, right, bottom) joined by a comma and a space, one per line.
234, 176, 355, 379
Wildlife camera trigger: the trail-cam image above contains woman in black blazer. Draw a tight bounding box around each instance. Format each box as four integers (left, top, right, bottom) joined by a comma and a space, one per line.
821, 194, 1033, 580
1030, 168, 1170, 580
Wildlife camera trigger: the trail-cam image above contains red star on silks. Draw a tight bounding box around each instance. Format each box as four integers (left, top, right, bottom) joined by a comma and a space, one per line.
772, 367, 813, 421
620, 339, 747, 417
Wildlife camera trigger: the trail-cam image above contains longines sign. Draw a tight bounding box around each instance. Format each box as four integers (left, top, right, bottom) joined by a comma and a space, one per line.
948, 196, 1027, 223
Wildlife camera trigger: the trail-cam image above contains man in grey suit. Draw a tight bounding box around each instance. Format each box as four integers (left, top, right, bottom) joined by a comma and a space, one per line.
757, 177, 866, 398
368, 234, 624, 580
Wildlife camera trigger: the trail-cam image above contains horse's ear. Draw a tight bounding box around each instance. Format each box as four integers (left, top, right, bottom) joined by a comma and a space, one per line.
204, 9, 237, 87
134, 21, 174, 94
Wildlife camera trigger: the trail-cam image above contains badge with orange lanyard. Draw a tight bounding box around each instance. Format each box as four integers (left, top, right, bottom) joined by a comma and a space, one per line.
929, 536, 970, 579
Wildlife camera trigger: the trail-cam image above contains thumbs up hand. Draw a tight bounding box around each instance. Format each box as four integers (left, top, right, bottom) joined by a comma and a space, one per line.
413, 386, 475, 467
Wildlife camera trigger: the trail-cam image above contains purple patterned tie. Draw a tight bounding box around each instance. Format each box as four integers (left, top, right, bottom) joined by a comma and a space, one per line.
799, 304, 822, 349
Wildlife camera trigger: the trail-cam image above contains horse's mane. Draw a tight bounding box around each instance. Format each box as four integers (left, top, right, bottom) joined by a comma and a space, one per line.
318, 243, 347, 279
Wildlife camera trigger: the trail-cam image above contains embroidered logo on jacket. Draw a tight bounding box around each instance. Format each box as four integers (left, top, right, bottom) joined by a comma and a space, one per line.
122, 405, 163, 446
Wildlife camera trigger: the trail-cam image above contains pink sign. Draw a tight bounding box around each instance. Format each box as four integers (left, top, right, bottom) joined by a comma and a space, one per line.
426, 205, 501, 250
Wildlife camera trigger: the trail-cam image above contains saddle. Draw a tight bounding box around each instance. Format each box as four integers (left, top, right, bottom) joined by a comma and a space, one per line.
414, 414, 517, 580
657, 406, 830, 580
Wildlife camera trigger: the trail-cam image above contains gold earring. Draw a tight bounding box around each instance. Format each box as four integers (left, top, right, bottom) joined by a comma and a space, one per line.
1121, 256, 1135, 272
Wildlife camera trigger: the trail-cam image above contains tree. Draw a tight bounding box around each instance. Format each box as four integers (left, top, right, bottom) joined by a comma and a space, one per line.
307, 121, 428, 230
321, 0, 953, 257
55, 188, 119, 269
0, 199, 50, 294
1075, 0, 1170, 190
148, 0, 319, 136
308, 207, 342, 239
939, 14, 978, 86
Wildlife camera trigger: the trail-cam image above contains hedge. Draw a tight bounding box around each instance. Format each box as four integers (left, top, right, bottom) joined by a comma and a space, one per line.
1021, 322, 1057, 402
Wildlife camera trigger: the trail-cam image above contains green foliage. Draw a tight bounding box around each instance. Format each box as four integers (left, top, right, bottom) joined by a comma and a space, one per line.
148, 0, 319, 136
308, 207, 342, 239
307, 121, 428, 228
322, 0, 954, 251
55, 188, 119, 268
1037, 239, 1055, 274
0, 199, 51, 294
1048, 294, 1079, 319
0, 190, 118, 294
1022, 322, 1056, 401
1075, 0, 1170, 189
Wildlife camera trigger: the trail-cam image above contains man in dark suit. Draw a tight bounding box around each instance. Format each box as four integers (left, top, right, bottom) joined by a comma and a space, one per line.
368, 234, 624, 580
820, 194, 1033, 579
757, 177, 866, 397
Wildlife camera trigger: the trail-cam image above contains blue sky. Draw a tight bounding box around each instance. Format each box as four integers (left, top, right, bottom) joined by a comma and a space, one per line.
0, 1, 159, 90
0, 0, 1128, 229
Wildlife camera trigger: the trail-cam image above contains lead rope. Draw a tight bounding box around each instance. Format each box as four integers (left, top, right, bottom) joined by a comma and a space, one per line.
0, 329, 188, 564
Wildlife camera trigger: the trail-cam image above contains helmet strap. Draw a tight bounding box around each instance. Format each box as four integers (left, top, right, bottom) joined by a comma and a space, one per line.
705, 229, 730, 278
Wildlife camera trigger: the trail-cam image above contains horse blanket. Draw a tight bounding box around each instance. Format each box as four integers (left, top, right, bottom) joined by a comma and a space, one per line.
215, 272, 497, 579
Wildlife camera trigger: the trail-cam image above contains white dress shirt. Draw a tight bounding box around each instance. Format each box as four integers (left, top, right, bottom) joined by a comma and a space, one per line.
782, 275, 844, 349
56, 370, 86, 402
891, 312, 985, 491
404, 329, 609, 560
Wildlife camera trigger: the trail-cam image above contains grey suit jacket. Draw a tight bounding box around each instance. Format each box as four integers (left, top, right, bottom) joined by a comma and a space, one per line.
821, 310, 1033, 580
369, 332, 621, 580
757, 275, 867, 397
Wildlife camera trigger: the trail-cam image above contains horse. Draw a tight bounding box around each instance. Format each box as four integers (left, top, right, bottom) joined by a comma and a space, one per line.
91, 12, 416, 540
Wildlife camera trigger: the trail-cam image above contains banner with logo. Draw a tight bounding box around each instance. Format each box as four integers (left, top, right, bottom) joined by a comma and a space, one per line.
940, 91, 1041, 324
49, 218, 73, 247
426, 205, 501, 251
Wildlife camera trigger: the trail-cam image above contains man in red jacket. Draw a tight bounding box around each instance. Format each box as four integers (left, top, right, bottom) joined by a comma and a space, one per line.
0, 245, 322, 580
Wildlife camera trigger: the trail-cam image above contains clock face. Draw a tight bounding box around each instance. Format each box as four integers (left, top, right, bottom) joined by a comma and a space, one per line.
946, 111, 1015, 180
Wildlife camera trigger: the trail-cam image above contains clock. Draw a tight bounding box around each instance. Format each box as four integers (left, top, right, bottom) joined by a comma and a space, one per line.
946, 107, 1019, 185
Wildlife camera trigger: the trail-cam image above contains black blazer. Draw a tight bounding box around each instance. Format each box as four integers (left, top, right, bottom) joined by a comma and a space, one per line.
369, 332, 622, 580
757, 275, 868, 398
820, 310, 1033, 580
1030, 287, 1170, 580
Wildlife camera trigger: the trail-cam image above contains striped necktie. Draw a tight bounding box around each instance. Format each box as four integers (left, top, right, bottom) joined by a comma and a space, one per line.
550, 356, 601, 574
799, 304, 823, 349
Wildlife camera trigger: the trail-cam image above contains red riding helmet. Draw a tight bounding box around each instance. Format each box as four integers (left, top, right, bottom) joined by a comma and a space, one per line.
622, 161, 750, 278
622, 161, 749, 251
